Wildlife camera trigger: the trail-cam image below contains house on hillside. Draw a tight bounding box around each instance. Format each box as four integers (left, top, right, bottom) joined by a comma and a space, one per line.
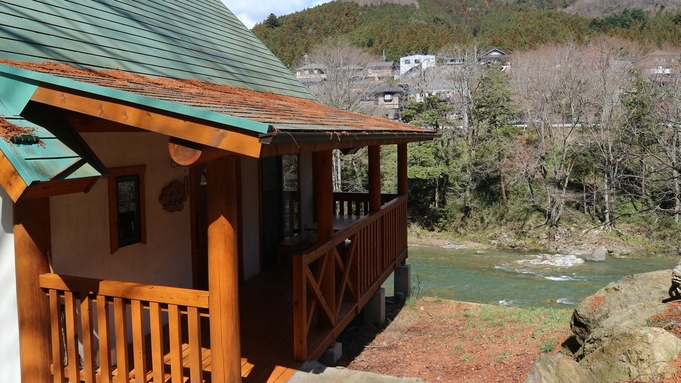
367, 61, 397, 81
294, 63, 327, 83
637, 49, 681, 82
361, 85, 405, 120
399, 54, 436, 76
581, 47, 609, 67
0, 1, 436, 383
479, 48, 511, 70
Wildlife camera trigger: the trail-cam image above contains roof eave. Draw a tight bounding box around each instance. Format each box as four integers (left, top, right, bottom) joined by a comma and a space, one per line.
258, 130, 438, 157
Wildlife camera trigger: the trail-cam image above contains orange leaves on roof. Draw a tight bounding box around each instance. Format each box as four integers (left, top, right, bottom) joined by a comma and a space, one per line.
0, 116, 38, 143
0, 60, 427, 134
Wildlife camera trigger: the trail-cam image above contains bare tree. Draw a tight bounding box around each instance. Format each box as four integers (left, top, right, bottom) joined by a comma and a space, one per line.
648, 60, 681, 222
429, 45, 484, 211
511, 44, 591, 226
301, 42, 383, 191
580, 39, 635, 229
302, 41, 382, 114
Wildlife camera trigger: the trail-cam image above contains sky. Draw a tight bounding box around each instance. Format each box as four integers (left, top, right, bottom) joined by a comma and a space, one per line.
223, 0, 331, 29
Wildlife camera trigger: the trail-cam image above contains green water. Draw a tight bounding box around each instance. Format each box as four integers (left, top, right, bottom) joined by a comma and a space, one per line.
385, 246, 679, 308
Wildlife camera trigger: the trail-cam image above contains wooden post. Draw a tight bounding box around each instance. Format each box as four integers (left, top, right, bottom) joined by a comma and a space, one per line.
398, 144, 408, 196
14, 197, 52, 383
313, 151, 333, 242
313, 150, 335, 329
207, 156, 242, 383
369, 145, 381, 213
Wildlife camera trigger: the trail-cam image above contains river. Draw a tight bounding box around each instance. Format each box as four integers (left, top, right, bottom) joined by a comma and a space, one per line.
384, 245, 679, 308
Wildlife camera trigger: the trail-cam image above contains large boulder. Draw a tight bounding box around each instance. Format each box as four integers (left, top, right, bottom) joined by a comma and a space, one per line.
570, 270, 671, 345
580, 327, 681, 382
584, 246, 607, 262
524, 354, 595, 383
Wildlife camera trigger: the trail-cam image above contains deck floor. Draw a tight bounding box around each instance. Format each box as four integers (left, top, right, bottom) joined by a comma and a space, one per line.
238, 267, 301, 383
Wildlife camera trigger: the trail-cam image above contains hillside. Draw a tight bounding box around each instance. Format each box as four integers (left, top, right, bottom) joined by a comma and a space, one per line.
340, 0, 419, 6
565, 0, 681, 18
252, 0, 681, 68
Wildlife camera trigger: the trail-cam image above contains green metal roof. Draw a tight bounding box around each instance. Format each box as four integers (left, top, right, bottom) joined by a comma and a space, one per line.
0, 101, 105, 192
0, 0, 314, 100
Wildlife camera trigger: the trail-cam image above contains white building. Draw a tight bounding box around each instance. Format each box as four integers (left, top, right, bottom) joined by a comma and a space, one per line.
399, 54, 436, 76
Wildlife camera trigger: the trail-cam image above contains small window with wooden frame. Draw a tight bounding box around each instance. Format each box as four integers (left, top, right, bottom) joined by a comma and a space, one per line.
108, 165, 147, 253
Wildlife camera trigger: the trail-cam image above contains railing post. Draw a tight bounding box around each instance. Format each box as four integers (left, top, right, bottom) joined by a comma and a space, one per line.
293, 254, 307, 361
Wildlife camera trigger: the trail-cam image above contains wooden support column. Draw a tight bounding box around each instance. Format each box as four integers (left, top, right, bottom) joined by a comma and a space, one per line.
14, 197, 52, 383
313, 150, 335, 329
313, 151, 334, 242
398, 144, 408, 196
207, 156, 242, 383
369, 145, 381, 213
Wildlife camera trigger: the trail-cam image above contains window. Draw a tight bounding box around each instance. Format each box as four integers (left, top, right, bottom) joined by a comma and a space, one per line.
108, 165, 146, 253
383, 94, 393, 102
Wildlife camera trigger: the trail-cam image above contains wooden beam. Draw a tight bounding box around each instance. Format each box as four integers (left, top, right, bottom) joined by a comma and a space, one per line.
21, 177, 100, 201
398, 143, 408, 196
61, 110, 145, 132
260, 136, 432, 157
14, 197, 52, 383
206, 156, 242, 383
31, 87, 263, 158
368, 145, 381, 213
0, 148, 28, 202
38, 274, 209, 308
168, 137, 229, 166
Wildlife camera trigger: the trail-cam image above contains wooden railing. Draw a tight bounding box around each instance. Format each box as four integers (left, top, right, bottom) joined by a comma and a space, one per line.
293, 195, 408, 361
39, 274, 210, 383
332, 192, 398, 216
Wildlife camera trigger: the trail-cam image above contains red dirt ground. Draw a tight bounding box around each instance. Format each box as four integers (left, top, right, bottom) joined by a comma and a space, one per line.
336, 298, 574, 382
336, 298, 681, 383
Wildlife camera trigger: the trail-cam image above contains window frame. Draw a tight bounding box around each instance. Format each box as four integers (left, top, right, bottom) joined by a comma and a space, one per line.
108, 165, 147, 254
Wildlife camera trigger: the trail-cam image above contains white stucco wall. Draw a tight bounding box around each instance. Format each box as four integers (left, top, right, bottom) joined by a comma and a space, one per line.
0, 187, 20, 383
50, 132, 193, 288
241, 157, 261, 280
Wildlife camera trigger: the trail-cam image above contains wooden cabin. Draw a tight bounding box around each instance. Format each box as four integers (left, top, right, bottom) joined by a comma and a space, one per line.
0, 1, 436, 382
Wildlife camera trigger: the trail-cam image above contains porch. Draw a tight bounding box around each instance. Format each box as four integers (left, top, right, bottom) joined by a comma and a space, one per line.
38, 193, 408, 383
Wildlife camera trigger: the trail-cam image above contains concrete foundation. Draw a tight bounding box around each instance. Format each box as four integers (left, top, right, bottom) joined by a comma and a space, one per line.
394, 264, 411, 299
364, 287, 385, 326
318, 342, 342, 366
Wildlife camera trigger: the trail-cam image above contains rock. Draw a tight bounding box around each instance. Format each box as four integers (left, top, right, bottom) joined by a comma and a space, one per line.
570, 270, 671, 345
584, 246, 607, 262
290, 361, 424, 382
580, 327, 681, 382
524, 354, 595, 383
670, 262, 681, 298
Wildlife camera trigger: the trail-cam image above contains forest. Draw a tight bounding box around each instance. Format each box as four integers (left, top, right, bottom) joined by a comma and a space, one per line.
254, 1, 681, 251
252, 0, 681, 69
